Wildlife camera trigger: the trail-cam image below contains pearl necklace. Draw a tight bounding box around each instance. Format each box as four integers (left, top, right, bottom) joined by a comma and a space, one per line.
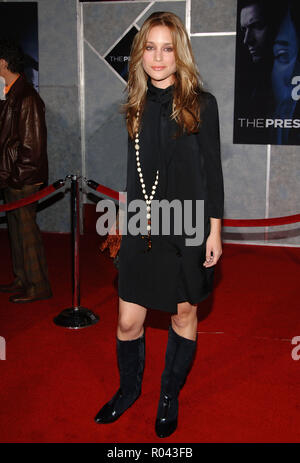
135, 109, 159, 250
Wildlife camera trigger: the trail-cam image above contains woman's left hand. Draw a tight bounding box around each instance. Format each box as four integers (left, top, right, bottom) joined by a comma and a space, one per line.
203, 232, 222, 268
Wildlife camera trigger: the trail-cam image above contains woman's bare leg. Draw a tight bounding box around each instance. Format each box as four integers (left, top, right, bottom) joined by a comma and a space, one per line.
171, 301, 198, 340
94, 297, 147, 424
117, 297, 148, 340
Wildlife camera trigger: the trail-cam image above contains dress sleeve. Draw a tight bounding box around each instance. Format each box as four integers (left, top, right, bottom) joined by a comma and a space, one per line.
200, 93, 224, 219
124, 134, 130, 192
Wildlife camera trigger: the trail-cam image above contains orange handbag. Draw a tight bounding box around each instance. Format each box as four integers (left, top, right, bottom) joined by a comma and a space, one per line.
99, 211, 122, 259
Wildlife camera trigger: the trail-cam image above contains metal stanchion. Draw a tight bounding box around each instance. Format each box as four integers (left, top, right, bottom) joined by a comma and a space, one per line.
53, 174, 99, 329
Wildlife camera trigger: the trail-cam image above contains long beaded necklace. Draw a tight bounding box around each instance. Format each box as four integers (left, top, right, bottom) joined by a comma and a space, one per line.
135, 109, 158, 251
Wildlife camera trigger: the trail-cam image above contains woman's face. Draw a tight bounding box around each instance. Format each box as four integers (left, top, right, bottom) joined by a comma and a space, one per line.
142, 25, 176, 88
272, 8, 299, 104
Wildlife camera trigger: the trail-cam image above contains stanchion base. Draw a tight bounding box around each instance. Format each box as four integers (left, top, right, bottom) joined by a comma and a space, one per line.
53, 307, 99, 329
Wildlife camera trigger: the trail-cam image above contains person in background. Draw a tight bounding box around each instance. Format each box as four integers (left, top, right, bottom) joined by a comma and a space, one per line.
0, 39, 52, 303
240, 0, 271, 64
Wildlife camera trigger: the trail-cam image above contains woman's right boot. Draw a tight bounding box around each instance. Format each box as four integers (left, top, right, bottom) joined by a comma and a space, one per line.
94, 331, 145, 424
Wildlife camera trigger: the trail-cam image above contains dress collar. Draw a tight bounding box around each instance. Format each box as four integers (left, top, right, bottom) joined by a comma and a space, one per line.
147, 78, 174, 104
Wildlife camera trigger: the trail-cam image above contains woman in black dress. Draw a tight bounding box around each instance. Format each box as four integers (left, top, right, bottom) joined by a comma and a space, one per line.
95, 11, 224, 438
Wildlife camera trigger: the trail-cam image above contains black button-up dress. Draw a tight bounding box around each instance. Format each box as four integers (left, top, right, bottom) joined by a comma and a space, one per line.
118, 80, 224, 314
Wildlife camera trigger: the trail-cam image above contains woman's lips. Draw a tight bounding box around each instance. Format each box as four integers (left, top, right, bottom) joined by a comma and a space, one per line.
151, 66, 166, 71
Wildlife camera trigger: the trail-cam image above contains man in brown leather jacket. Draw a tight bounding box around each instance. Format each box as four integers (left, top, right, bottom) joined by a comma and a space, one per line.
0, 39, 52, 303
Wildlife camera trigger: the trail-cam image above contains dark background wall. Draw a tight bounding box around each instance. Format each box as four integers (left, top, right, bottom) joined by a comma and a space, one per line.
0, 0, 80, 232
0, 0, 299, 246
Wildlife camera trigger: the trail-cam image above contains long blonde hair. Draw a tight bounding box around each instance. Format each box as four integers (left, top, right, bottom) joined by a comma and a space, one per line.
123, 11, 204, 139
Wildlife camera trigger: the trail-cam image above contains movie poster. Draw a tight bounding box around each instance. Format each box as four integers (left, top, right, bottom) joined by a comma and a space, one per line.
0, 2, 38, 91
234, 0, 300, 145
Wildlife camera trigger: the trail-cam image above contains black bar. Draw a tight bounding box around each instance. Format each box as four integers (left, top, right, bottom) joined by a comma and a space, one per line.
85, 179, 99, 191
53, 179, 65, 189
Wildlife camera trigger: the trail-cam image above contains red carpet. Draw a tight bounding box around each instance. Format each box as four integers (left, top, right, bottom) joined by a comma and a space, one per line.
0, 229, 299, 443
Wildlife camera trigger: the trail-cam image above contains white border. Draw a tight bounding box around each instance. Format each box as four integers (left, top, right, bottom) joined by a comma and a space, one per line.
77, 1, 86, 233
265, 144, 271, 220
77, 1, 86, 180
102, 1, 153, 57
191, 32, 236, 36
263, 144, 271, 240
185, 0, 191, 36
85, 38, 127, 85
223, 239, 300, 248
81, 0, 183, 3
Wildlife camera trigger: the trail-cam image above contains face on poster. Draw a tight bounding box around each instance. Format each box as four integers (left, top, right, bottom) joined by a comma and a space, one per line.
0, 2, 38, 91
234, 0, 300, 145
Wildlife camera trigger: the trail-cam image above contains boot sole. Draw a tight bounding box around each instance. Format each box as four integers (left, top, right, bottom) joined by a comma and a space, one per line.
94, 392, 141, 424
0, 288, 25, 293
155, 418, 178, 438
9, 294, 52, 303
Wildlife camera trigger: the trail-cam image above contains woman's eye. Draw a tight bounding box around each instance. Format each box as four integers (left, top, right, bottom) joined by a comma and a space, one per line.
274, 50, 290, 64
145, 46, 173, 51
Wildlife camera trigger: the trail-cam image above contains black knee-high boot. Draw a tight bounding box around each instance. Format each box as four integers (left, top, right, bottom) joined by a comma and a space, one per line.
155, 325, 197, 438
94, 331, 145, 424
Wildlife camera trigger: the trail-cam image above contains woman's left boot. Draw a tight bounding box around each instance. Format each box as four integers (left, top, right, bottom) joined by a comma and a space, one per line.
155, 325, 197, 438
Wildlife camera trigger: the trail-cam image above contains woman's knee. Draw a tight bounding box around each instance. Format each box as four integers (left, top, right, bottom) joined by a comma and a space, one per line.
171, 302, 197, 328
118, 315, 143, 336
117, 300, 146, 338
